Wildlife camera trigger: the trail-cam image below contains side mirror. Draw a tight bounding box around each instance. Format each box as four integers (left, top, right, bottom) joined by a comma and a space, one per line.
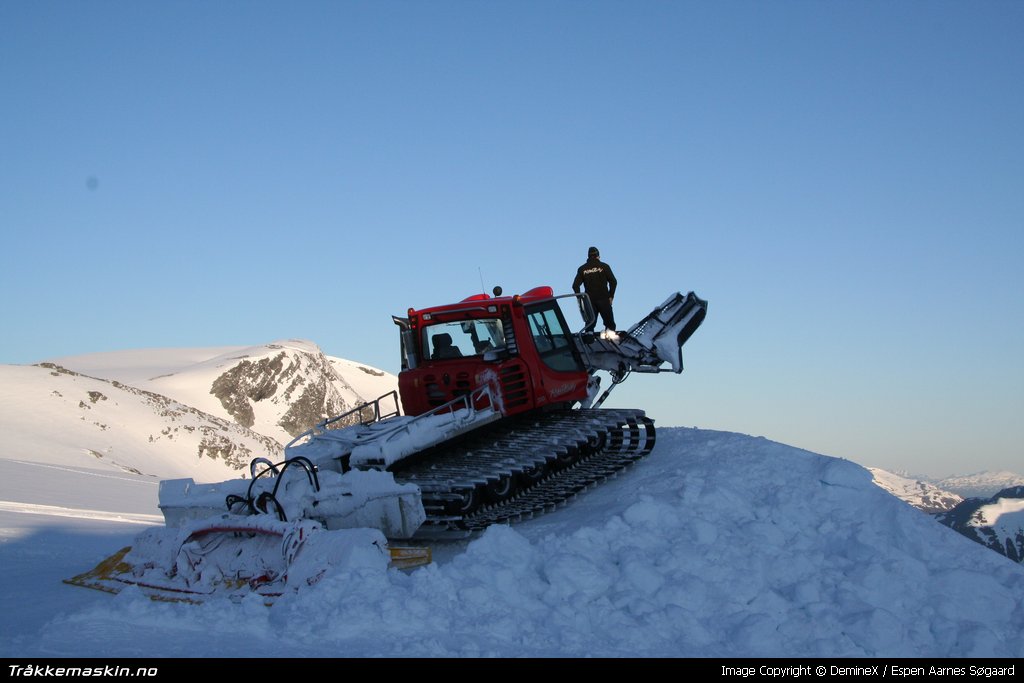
577, 294, 596, 329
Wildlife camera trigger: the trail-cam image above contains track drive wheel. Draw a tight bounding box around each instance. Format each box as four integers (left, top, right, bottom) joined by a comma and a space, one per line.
484, 474, 515, 504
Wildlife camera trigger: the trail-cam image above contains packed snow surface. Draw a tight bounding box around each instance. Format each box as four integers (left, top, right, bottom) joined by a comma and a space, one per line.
2, 428, 1022, 658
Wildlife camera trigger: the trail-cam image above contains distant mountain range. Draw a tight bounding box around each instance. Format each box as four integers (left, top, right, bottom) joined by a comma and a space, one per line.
868, 468, 964, 514
937, 487, 1024, 564
49, 339, 398, 447
870, 468, 1024, 565
0, 340, 397, 481
932, 471, 1024, 499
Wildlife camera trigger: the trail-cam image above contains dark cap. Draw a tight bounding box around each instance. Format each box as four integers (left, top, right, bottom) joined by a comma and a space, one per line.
588, 246, 599, 258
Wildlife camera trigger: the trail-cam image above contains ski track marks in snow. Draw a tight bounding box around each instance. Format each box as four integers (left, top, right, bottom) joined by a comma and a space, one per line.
0, 501, 161, 525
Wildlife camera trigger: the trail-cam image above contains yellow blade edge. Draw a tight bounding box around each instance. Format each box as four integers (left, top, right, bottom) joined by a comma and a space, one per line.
389, 545, 432, 570
63, 546, 132, 594
64, 543, 432, 603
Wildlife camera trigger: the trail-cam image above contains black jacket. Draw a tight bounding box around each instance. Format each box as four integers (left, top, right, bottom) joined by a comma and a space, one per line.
572, 258, 617, 301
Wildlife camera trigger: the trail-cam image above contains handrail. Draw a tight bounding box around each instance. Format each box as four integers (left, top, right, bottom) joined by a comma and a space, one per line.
285, 384, 498, 453
358, 384, 497, 453
285, 390, 402, 450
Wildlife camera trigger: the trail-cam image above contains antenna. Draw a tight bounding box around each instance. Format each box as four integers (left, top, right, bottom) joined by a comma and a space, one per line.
478, 267, 486, 294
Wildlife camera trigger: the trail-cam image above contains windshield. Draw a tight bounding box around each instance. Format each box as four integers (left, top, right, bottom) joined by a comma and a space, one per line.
423, 319, 506, 361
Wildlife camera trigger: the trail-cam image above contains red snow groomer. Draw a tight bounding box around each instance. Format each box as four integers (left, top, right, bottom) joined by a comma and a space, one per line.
67, 286, 706, 603
296, 285, 708, 536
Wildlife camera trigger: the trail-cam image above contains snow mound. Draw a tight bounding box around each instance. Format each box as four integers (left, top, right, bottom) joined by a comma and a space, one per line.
6, 428, 1022, 658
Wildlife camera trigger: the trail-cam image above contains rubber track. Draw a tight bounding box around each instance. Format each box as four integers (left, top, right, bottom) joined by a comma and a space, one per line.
391, 409, 656, 538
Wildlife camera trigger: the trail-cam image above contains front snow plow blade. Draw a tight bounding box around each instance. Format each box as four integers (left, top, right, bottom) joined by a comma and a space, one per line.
631, 291, 708, 371
65, 516, 431, 605
576, 291, 708, 375
387, 544, 434, 569
65, 546, 135, 596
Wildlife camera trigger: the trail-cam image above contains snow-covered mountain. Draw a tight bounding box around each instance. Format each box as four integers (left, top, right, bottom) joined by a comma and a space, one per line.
0, 362, 279, 481
935, 471, 1024, 499
868, 467, 963, 514
868, 467, 1024, 564
47, 340, 399, 456
938, 487, 1024, 564
0, 341, 396, 483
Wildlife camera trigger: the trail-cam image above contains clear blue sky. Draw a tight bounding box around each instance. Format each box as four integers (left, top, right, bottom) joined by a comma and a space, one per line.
2, 1, 1021, 479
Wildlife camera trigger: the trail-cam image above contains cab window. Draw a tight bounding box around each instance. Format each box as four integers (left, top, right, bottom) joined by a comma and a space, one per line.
526, 303, 584, 372
423, 319, 506, 361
